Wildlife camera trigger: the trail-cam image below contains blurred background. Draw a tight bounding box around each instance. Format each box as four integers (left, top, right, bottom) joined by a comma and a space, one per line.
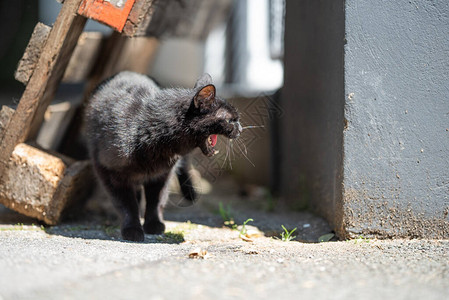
0, 0, 287, 204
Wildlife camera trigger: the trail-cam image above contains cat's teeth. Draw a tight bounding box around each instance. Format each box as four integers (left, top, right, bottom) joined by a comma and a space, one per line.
208, 137, 212, 145
214, 150, 219, 155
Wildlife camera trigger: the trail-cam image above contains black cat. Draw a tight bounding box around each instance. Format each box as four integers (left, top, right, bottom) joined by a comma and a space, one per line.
85, 71, 242, 242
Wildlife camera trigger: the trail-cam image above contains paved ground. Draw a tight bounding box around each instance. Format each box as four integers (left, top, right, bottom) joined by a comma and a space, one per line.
1, 180, 448, 300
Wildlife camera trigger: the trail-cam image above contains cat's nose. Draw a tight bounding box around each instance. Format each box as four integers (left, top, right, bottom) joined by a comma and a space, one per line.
237, 122, 242, 133
234, 122, 242, 138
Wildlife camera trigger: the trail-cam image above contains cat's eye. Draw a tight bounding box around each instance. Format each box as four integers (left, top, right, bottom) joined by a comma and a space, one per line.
226, 119, 232, 124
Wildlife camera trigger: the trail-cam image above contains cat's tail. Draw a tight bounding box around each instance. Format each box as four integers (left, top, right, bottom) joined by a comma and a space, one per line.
176, 156, 197, 203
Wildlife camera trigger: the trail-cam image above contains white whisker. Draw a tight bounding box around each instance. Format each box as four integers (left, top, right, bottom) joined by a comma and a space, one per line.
234, 137, 245, 154
228, 139, 234, 170
242, 125, 265, 130
221, 139, 230, 169
235, 139, 255, 167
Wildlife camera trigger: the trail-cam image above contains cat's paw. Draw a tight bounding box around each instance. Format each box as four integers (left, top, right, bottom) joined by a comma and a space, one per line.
121, 225, 145, 242
143, 221, 166, 235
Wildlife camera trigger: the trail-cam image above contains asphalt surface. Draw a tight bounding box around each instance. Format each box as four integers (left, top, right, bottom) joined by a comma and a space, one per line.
1, 182, 448, 300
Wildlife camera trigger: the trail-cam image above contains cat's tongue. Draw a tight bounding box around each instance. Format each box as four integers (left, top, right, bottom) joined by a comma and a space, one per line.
210, 134, 217, 147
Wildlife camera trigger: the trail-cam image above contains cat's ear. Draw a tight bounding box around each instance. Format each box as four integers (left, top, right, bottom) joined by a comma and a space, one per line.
194, 74, 213, 89
194, 84, 216, 110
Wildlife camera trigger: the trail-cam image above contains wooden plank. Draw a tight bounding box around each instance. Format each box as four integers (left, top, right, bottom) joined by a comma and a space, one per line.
123, 0, 232, 39
122, 0, 155, 36
79, 0, 231, 38
36, 102, 77, 150
16, 28, 104, 85
0, 106, 94, 224
0, 0, 86, 180
171, 0, 233, 40
78, 0, 136, 32
14, 23, 51, 85
0, 143, 94, 225
62, 32, 104, 83
112, 36, 159, 74
0, 142, 68, 224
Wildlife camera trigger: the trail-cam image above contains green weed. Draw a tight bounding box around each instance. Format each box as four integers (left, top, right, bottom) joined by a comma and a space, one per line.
239, 218, 254, 236
157, 231, 185, 243
218, 202, 237, 229
280, 225, 297, 242
218, 202, 233, 222
0, 223, 45, 231
103, 225, 120, 237
353, 235, 370, 244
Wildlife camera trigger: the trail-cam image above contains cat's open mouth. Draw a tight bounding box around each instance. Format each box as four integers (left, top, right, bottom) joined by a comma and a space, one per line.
201, 134, 218, 157
208, 134, 217, 148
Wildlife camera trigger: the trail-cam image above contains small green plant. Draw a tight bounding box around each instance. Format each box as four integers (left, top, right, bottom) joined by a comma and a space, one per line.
353, 235, 370, 244
157, 231, 185, 243
103, 225, 120, 237
67, 225, 89, 232
280, 225, 297, 242
0, 223, 45, 231
218, 202, 237, 229
218, 202, 233, 222
239, 218, 254, 236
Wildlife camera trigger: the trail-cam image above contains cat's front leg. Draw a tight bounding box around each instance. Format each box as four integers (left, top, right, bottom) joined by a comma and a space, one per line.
111, 185, 144, 242
143, 173, 170, 234
116, 189, 145, 242
106, 187, 145, 241
94, 164, 144, 242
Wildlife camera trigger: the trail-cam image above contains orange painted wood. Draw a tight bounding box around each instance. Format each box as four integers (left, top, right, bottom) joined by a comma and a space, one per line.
78, 0, 136, 32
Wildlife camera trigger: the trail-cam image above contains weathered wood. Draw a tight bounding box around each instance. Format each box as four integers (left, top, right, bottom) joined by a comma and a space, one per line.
14, 23, 51, 85
0, 144, 93, 224
36, 102, 77, 150
113, 36, 159, 74
0, 143, 67, 224
15, 29, 104, 85
125, 0, 231, 39
171, 0, 232, 40
62, 32, 104, 83
78, 0, 136, 32
0, 107, 15, 138
0, 0, 87, 180
48, 159, 93, 224
0, 106, 94, 224
89, 31, 129, 84
122, 0, 155, 36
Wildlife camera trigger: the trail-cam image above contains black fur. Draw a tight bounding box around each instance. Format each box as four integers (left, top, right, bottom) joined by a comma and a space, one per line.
85, 71, 241, 241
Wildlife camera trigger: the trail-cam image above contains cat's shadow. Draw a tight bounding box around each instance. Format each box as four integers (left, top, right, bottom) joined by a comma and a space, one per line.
42, 196, 226, 244
45, 224, 186, 244
0, 204, 186, 245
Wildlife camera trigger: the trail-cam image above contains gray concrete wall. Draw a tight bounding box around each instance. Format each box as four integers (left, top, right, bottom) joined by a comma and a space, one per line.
341, 0, 449, 238
280, 0, 345, 215
281, 0, 448, 239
